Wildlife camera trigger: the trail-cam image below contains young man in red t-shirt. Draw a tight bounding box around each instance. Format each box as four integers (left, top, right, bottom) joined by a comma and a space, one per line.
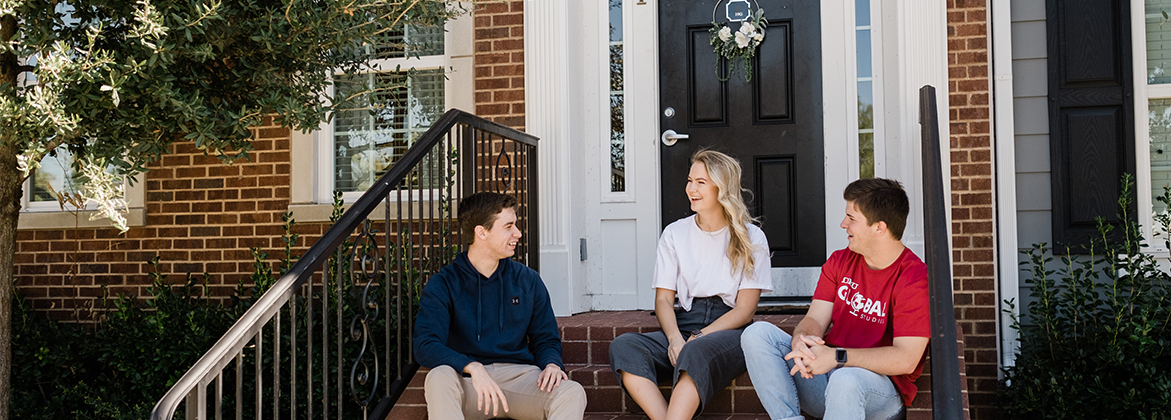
741, 178, 931, 419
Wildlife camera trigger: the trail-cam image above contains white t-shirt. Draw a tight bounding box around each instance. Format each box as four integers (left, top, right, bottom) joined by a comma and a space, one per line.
652, 214, 773, 310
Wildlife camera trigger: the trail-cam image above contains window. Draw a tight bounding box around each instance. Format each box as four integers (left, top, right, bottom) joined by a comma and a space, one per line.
25, 149, 86, 211
15, 40, 145, 228
609, 0, 626, 193
852, 0, 886, 180
330, 25, 447, 196
332, 69, 446, 193
296, 11, 473, 213
856, 0, 878, 179
1139, 0, 1171, 248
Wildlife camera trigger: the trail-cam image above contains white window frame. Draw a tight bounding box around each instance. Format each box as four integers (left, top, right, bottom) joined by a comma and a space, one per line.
1134, 0, 1171, 254
600, 0, 634, 203
289, 10, 474, 223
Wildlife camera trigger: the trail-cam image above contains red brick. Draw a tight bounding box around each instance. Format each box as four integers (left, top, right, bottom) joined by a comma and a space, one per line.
162, 155, 191, 166
493, 39, 524, 51
475, 77, 511, 90
958, 107, 989, 120
475, 27, 511, 40
480, 2, 508, 14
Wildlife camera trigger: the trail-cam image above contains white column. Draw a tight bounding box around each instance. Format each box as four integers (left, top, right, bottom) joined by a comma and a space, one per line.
525, 0, 577, 315
883, 0, 950, 258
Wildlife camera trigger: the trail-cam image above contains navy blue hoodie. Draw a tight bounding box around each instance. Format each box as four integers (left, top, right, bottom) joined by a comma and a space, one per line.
412, 252, 563, 372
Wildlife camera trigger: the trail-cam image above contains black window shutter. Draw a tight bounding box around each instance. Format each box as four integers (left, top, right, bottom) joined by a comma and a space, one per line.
1047, 0, 1135, 252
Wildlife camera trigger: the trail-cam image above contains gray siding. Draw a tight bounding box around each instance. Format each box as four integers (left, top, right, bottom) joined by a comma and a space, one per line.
1011, 0, 1049, 310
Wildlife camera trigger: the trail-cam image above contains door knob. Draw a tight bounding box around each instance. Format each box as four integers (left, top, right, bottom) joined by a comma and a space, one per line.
661, 129, 689, 146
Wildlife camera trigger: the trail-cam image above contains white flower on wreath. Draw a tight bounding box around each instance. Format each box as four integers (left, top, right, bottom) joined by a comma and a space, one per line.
718, 26, 732, 42
739, 21, 755, 34
753, 33, 763, 42
734, 31, 749, 48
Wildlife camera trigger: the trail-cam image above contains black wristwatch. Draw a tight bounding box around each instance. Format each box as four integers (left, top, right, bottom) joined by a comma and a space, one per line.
835, 347, 848, 369
690, 329, 704, 339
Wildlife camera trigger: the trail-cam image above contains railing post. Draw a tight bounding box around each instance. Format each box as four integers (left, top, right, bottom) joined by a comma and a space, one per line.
527, 142, 540, 272
919, 85, 964, 418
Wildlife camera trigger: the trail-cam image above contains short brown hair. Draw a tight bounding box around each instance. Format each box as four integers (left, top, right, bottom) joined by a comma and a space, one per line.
843, 178, 910, 240
458, 192, 519, 244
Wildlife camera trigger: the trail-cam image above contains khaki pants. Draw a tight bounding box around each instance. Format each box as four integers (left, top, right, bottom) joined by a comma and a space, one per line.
424, 363, 586, 420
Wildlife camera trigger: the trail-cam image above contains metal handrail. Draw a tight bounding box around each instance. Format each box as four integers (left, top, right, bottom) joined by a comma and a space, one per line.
150, 108, 538, 419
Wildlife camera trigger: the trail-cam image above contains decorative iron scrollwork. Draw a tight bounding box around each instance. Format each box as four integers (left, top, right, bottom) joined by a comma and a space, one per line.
348, 220, 381, 408
494, 148, 513, 192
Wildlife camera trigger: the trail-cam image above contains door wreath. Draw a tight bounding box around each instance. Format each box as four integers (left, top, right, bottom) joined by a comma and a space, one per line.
708, 0, 767, 82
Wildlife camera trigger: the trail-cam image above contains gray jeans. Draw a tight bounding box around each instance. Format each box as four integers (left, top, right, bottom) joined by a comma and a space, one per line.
608, 296, 748, 413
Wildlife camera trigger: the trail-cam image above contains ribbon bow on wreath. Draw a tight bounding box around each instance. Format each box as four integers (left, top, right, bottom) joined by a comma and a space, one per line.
708, 1, 767, 82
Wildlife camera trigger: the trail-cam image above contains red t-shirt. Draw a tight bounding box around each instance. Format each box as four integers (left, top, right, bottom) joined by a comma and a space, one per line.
812, 247, 931, 406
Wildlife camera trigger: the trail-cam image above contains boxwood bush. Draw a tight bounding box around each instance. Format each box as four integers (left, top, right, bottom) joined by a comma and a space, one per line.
1000, 175, 1171, 419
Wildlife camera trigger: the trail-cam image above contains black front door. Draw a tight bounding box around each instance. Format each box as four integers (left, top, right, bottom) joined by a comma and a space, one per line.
659, 0, 824, 267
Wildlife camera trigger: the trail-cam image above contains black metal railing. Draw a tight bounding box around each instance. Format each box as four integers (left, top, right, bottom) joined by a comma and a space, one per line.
151, 109, 539, 420
919, 85, 964, 419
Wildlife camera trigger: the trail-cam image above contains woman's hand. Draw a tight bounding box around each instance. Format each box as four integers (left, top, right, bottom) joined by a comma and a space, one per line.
667, 335, 687, 366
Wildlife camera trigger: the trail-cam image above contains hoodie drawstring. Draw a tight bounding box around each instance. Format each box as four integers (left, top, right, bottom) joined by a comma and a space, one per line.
499, 272, 505, 333
474, 260, 507, 340
477, 276, 482, 341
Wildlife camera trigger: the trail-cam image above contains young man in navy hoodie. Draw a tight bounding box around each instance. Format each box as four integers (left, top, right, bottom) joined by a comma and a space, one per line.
413, 192, 586, 420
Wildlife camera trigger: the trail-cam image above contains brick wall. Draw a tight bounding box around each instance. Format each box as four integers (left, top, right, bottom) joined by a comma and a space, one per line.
946, 1, 997, 419
13, 119, 327, 320
474, 0, 525, 130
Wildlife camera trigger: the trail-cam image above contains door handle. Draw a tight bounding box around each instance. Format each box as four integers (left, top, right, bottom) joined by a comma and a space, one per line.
661, 129, 689, 146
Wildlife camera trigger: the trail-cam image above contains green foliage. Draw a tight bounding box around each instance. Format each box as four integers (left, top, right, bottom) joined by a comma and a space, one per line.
12, 269, 238, 419
1000, 174, 1171, 419
2, 0, 462, 225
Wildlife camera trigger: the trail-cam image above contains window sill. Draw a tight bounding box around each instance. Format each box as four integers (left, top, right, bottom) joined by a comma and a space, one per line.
288, 200, 449, 225
18, 208, 147, 230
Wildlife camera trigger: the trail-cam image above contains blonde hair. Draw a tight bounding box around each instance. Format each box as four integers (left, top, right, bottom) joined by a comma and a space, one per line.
691, 150, 761, 278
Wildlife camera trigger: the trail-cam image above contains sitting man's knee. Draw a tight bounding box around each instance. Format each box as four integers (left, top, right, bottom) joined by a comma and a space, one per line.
742, 321, 786, 349
825, 368, 868, 396
424, 365, 462, 394
556, 379, 586, 399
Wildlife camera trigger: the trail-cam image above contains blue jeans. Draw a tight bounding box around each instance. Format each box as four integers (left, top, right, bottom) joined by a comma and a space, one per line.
741, 322, 904, 420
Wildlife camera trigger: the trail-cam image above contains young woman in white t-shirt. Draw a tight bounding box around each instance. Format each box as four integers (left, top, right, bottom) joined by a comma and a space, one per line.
609, 150, 772, 420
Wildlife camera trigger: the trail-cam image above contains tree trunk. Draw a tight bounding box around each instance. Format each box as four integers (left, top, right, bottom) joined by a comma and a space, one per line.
0, 141, 17, 420
0, 13, 20, 420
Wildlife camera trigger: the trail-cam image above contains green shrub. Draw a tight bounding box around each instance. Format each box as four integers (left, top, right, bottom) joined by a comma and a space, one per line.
1000, 174, 1171, 419
12, 269, 240, 420
11, 204, 448, 419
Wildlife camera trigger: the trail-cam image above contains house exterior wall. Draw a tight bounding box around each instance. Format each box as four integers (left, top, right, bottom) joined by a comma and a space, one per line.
11, 1, 525, 320
948, 0, 997, 418
13, 1, 1001, 418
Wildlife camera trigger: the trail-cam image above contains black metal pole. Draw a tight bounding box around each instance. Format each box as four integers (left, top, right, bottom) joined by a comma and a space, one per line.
919, 85, 964, 419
